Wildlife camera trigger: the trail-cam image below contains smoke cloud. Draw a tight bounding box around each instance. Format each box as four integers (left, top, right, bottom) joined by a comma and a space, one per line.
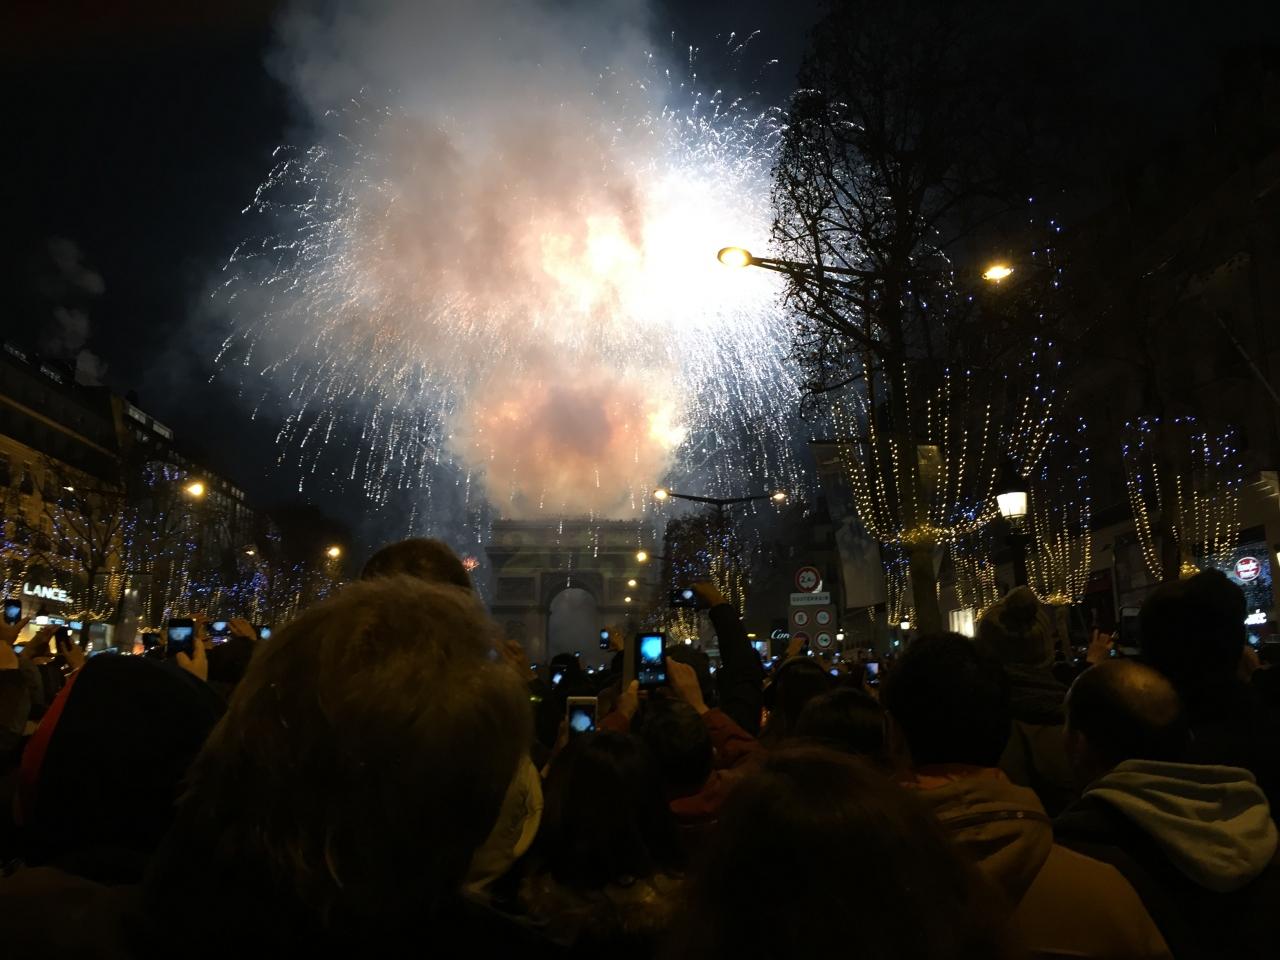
244, 0, 787, 518
40, 237, 107, 385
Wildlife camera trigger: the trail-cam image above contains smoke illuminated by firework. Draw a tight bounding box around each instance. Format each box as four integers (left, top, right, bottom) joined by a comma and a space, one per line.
219, 0, 804, 524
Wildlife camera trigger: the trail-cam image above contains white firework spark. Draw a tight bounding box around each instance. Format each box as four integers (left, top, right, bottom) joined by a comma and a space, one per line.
218, 21, 806, 531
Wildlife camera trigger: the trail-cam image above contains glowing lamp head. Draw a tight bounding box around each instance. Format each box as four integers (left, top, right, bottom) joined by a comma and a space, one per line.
635, 550, 649, 563
653, 488, 669, 501
983, 263, 1014, 283
900, 620, 912, 632
717, 246, 753, 268
624, 596, 633, 604
996, 490, 1028, 525
184, 481, 206, 498
326, 545, 343, 559
771, 490, 788, 503
245, 549, 256, 557
627, 578, 637, 588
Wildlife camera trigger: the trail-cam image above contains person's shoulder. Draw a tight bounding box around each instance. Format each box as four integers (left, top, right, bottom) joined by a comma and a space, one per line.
1017, 846, 1172, 958
0, 867, 140, 958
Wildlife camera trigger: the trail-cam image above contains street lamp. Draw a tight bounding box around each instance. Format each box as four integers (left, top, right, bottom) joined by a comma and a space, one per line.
635, 550, 649, 563
717, 246, 754, 268
996, 464, 1031, 587
184, 481, 206, 498
326, 545, 342, 560
982, 262, 1014, 283
627, 578, 637, 588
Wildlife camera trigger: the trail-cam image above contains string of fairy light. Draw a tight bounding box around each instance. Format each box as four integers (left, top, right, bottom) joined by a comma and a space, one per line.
1122, 416, 1244, 581
1, 458, 338, 628
949, 527, 1003, 616
833, 342, 1058, 555
1026, 424, 1092, 606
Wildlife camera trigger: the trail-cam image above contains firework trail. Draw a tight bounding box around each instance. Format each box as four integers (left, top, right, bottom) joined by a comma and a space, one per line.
219, 0, 805, 528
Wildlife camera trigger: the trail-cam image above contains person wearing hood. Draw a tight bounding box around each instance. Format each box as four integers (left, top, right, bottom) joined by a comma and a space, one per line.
1139, 569, 1280, 808
885, 632, 1171, 959
977, 587, 1076, 815
1056, 659, 1280, 959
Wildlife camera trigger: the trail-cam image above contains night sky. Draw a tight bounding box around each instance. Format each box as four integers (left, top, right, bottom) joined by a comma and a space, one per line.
4, 0, 1277, 537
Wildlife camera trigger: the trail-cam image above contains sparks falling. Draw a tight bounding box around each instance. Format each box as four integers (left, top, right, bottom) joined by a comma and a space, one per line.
218, 31, 804, 525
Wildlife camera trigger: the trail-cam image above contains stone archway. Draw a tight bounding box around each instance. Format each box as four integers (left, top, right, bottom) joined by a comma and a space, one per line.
486, 519, 657, 665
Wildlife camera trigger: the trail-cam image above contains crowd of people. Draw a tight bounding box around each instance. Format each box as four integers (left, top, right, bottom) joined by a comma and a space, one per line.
1, 535, 1278, 958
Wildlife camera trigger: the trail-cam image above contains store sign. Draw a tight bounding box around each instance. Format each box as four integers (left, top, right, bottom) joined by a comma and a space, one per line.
770, 629, 791, 642
1235, 557, 1261, 582
23, 583, 71, 604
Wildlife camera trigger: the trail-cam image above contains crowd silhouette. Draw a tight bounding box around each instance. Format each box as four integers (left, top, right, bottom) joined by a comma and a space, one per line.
1, 536, 1278, 958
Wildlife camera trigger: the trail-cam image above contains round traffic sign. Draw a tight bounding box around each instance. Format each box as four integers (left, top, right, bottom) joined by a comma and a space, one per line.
815, 632, 833, 648
794, 566, 822, 593
792, 610, 810, 627
815, 609, 832, 626
792, 632, 811, 648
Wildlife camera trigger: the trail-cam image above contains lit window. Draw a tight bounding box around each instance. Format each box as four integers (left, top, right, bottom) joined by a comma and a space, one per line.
948, 608, 976, 638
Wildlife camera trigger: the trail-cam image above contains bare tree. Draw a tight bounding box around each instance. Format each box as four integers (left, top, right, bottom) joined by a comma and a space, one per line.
771, 1, 1064, 631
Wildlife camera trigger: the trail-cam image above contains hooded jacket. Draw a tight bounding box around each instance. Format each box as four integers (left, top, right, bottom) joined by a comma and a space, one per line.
1056, 760, 1280, 960
906, 765, 1171, 959
1000, 662, 1076, 816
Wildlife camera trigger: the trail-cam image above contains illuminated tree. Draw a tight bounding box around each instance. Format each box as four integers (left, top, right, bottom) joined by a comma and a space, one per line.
771, 1, 1066, 631
1123, 417, 1242, 582
1026, 428, 1093, 606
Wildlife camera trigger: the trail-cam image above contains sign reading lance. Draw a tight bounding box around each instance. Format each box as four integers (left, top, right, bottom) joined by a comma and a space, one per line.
23, 583, 71, 604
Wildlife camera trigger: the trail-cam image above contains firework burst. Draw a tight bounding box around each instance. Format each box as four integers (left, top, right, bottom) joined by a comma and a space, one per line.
218, 24, 806, 537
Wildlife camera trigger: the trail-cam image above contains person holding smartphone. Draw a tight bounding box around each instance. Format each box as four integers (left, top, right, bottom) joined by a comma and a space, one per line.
0, 614, 34, 758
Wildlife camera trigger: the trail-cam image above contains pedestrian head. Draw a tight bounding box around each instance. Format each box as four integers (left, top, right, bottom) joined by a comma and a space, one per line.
537, 730, 681, 890
883, 632, 1011, 769
635, 698, 713, 797
764, 657, 834, 740
1140, 569, 1246, 697
145, 576, 529, 952
667, 746, 1014, 960
1065, 659, 1189, 787
665, 643, 715, 706
795, 687, 888, 765
360, 536, 472, 591
977, 586, 1054, 666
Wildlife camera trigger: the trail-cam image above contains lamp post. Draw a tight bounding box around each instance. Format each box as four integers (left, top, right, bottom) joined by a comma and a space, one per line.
996, 464, 1031, 588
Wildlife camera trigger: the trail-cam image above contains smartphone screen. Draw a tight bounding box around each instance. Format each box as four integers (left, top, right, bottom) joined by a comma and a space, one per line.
670, 587, 700, 609
256, 624, 272, 640
636, 632, 667, 688
3, 600, 21, 625
598, 629, 610, 650
865, 661, 881, 685
551, 669, 565, 687
166, 619, 196, 658
211, 620, 230, 636
566, 697, 598, 736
